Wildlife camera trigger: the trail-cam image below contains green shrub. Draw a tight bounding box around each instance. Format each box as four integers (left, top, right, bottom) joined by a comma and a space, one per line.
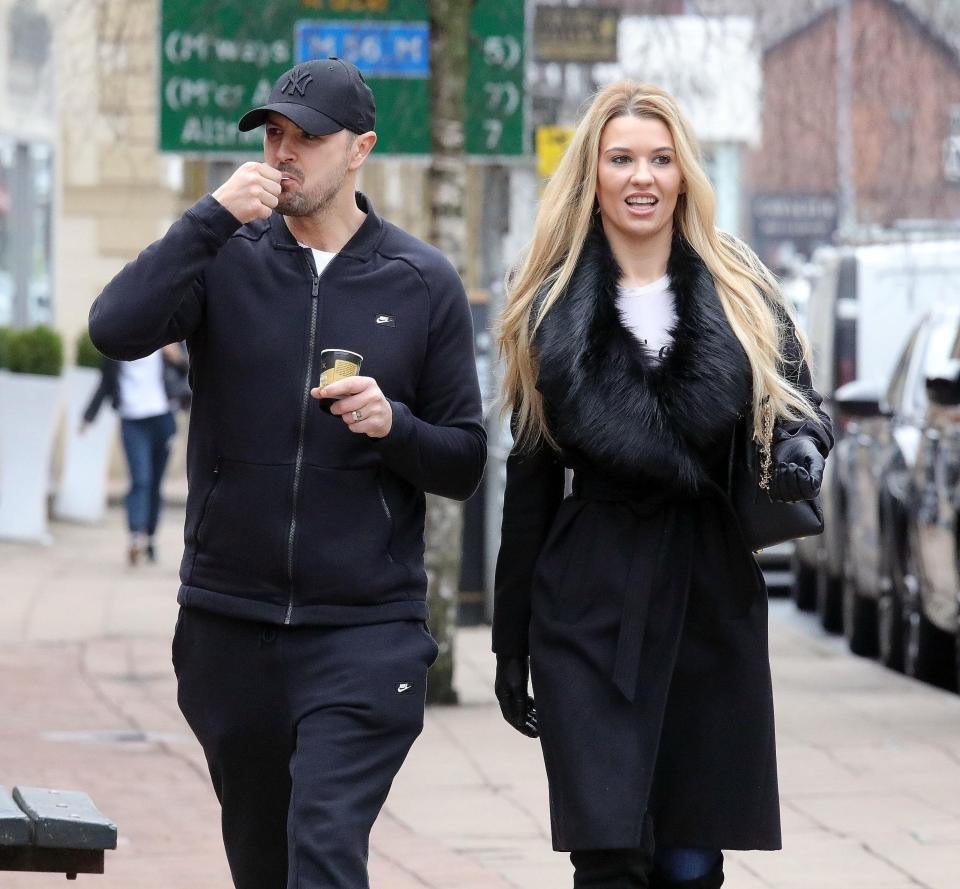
75, 329, 103, 369
7, 325, 64, 376
0, 326, 11, 370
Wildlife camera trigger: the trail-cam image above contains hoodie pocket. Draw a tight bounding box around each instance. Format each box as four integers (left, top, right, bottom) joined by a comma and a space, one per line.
191, 459, 292, 597
294, 466, 398, 604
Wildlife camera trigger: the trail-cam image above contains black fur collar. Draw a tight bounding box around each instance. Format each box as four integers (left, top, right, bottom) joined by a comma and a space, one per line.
534, 228, 751, 490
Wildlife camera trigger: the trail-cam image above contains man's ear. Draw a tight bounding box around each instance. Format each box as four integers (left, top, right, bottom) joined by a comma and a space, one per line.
349, 131, 377, 170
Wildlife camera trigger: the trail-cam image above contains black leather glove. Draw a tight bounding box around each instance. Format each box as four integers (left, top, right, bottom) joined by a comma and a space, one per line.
769, 435, 824, 502
494, 654, 538, 738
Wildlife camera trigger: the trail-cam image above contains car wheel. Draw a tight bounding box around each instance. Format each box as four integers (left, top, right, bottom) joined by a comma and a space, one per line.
841, 512, 877, 655
955, 630, 960, 695
791, 551, 817, 612
877, 576, 904, 671
902, 542, 956, 690
816, 492, 845, 633
843, 577, 879, 658
877, 502, 905, 671
816, 558, 844, 634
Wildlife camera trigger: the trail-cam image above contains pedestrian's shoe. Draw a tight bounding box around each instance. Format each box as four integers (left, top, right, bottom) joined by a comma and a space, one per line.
127, 539, 142, 566
145, 540, 156, 563
650, 855, 723, 889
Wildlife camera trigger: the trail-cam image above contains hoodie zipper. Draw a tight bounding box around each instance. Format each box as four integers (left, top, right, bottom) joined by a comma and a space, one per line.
285, 255, 322, 624
376, 473, 395, 563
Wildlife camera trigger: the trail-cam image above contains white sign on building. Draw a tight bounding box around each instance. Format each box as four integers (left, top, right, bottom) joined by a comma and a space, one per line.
595, 16, 760, 147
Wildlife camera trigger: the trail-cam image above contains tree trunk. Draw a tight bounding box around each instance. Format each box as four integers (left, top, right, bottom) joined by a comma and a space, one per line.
424, 0, 472, 705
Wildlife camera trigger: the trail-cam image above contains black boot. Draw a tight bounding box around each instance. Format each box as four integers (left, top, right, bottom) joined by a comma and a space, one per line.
650, 853, 723, 889
571, 847, 652, 888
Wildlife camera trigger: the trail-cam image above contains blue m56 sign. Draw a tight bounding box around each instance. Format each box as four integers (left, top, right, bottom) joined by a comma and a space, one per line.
159, 0, 524, 156
295, 21, 430, 78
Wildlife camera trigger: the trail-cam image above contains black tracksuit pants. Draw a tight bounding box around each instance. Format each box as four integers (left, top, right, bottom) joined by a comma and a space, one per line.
172, 607, 439, 889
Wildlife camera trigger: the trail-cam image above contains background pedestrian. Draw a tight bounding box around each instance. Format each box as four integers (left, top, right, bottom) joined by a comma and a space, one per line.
81, 342, 188, 564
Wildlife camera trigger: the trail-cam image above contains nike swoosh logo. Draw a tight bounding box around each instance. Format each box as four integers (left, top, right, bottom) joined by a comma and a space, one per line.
396, 683, 413, 694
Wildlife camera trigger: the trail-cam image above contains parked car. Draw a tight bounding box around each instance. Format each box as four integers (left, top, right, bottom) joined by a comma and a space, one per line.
834, 309, 958, 669
793, 240, 960, 632
903, 315, 960, 688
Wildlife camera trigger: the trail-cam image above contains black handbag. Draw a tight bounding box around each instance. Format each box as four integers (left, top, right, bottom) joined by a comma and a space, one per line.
728, 418, 824, 552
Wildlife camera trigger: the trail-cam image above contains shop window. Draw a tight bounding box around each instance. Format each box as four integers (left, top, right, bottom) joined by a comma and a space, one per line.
0, 137, 53, 327
0, 141, 12, 326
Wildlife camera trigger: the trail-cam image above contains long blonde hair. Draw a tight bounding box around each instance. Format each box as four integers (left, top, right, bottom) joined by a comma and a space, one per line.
498, 80, 818, 471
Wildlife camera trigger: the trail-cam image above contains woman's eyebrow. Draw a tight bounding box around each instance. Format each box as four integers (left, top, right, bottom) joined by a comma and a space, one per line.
602, 146, 676, 154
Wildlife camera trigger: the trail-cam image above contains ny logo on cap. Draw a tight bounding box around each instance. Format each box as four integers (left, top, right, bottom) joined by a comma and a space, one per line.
280, 67, 313, 97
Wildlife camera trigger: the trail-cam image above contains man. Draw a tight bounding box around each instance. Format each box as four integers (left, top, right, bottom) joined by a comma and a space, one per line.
89, 58, 486, 889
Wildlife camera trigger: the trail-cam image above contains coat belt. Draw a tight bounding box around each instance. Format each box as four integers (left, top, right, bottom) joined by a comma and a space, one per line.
570, 473, 756, 702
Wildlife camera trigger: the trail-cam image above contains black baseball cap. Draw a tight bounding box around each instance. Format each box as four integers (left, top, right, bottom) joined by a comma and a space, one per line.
238, 57, 376, 136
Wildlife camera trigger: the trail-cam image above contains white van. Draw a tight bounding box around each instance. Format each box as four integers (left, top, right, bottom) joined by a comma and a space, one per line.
794, 238, 960, 629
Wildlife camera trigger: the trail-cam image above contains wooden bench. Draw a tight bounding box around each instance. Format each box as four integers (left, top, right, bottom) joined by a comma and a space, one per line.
0, 786, 116, 879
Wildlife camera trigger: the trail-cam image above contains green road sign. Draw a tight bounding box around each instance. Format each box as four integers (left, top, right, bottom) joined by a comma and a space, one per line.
160, 0, 430, 154
159, 0, 525, 156
466, 0, 525, 156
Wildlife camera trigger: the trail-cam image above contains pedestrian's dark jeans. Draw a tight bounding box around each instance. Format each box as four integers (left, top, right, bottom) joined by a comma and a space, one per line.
120, 411, 176, 536
571, 842, 722, 888
172, 608, 440, 889
654, 848, 722, 881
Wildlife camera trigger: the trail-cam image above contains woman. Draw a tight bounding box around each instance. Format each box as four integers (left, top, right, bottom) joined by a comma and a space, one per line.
493, 82, 833, 889
82, 342, 189, 564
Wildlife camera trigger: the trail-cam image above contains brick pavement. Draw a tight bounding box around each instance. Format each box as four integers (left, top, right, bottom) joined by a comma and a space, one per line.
2, 507, 960, 887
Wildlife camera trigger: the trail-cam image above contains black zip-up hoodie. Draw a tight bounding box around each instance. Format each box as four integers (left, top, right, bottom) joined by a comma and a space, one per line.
89, 193, 486, 626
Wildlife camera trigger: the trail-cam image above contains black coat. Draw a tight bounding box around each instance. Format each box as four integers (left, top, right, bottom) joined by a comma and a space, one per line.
492, 230, 833, 853
89, 194, 485, 628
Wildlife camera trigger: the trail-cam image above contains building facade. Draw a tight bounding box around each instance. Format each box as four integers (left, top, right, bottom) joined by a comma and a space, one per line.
0, 0, 56, 330
749, 0, 960, 266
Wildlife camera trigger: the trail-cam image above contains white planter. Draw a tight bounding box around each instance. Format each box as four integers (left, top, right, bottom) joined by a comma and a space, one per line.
0, 370, 64, 543
54, 366, 117, 524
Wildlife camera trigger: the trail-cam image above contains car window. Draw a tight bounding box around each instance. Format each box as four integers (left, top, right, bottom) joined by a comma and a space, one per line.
910, 315, 960, 414
886, 323, 921, 411
925, 317, 960, 373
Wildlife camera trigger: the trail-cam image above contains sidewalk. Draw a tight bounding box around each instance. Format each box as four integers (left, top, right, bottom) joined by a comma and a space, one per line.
2, 506, 960, 887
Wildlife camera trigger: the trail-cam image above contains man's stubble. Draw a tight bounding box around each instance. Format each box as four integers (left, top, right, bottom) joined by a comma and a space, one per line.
276, 149, 351, 218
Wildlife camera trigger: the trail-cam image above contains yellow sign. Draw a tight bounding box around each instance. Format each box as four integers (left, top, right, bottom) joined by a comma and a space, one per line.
536, 126, 574, 179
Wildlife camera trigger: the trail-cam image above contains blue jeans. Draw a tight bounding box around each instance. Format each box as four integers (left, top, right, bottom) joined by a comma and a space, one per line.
655, 847, 722, 882
120, 412, 176, 536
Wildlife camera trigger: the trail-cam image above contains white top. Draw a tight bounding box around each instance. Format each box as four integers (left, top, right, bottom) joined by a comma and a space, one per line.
617, 274, 678, 362
295, 237, 337, 277
288, 217, 338, 276
118, 350, 169, 419
309, 249, 336, 276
